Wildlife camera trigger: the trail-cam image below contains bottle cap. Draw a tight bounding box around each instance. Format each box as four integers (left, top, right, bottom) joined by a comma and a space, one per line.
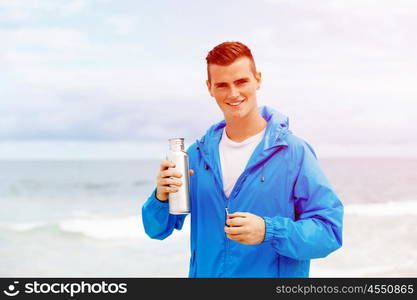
169, 138, 185, 151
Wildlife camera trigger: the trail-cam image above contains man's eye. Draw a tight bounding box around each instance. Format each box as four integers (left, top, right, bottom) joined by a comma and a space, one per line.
216, 85, 227, 88
237, 80, 248, 85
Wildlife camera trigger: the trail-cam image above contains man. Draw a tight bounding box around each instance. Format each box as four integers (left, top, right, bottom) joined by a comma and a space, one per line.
142, 41, 343, 277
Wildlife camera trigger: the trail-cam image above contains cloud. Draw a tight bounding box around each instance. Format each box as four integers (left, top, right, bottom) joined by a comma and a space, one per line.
0, 28, 89, 52
1, 0, 416, 146
252, 0, 417, 63
0, 91, 218, 142
0, 0, 107, 21
106, 15, 138, 35
5, 63, 205, 104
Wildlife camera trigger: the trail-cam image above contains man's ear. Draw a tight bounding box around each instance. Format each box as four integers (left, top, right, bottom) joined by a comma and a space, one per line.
206, 79, 213, 97
255, 72, 262, 90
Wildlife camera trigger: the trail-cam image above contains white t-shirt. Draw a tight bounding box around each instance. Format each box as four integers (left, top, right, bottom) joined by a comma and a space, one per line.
219, 127, 266, 198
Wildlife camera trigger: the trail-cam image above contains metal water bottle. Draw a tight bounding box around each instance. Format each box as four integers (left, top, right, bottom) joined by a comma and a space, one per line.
167, 138, 191, 214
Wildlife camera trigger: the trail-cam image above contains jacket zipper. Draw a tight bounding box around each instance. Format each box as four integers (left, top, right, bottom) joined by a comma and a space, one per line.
222, 172, 252, 276
197, 141, 285, 276
197, 141, 231, 276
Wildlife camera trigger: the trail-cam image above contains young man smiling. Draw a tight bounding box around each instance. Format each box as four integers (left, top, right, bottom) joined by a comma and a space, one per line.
142, 41, 343, 277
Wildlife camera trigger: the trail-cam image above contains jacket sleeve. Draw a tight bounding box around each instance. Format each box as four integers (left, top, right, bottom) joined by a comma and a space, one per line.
142, 188, 187, 240
263, 142, 343, 260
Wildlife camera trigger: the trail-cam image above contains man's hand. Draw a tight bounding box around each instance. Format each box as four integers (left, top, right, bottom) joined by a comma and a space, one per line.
155, 160, 194, 202
224, 212, 266, 245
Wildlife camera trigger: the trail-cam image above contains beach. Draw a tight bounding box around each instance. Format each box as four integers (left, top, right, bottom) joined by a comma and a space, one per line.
0, 158, 416, 277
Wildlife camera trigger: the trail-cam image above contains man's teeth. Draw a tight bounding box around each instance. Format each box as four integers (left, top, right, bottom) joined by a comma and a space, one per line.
228, 101, 243, 106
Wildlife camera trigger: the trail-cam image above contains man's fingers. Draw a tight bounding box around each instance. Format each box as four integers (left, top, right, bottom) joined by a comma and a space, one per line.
226, 231, 241, 238
160, 186, 179, 193
226, 232, 244, 242
228, 212, 249, 219
226, 217, 245, 227
160, 178, 182, 187
224, 226, 246, 235
160, 160, 175, 171
160, 169, 183, 178
189, 169, 194, 176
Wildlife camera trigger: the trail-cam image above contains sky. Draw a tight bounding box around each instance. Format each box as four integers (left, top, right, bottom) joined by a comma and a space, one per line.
1, 0, 417, 159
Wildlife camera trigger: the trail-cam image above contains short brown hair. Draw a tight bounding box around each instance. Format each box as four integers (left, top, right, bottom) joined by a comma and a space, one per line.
206, 41, 257, 82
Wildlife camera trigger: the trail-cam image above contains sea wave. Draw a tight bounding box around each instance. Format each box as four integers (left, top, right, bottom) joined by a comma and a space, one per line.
0, 180, 150, 194
344, 200, 417, 216
59, 217, 149, 240
2, 216, 190, 241
3, 201, 415, 240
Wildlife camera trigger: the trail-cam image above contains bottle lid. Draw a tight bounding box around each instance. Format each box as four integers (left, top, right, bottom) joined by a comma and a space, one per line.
169, 138, 185, 151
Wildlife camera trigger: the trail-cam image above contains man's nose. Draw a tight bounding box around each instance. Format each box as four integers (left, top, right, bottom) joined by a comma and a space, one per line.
228, 86, 240, 99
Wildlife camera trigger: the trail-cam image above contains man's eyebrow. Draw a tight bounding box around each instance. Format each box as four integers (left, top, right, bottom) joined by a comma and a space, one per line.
214, 82, 228, 87
213, 78, 249, 87
234, 77, 249, 83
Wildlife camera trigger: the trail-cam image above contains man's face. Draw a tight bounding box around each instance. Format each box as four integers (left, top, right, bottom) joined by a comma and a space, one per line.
206, 57, 261, 120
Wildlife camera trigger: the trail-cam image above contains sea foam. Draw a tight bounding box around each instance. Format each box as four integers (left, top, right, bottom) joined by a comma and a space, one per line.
344, 200, 417, 216
3, 215, 191, 241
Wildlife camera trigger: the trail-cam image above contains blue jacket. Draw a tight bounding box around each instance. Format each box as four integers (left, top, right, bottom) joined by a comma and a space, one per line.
142, 106, 343, 278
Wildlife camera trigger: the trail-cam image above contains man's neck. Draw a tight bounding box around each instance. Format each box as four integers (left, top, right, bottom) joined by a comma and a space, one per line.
224, 110, 267, 143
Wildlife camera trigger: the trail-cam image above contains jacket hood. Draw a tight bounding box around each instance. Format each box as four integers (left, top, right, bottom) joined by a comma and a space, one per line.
197, 105, 291, 151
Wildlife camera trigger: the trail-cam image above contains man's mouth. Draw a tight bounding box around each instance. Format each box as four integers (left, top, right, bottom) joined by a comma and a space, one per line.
227, 99, 245, 107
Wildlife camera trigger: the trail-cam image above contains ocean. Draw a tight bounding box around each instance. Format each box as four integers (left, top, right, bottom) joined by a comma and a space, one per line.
0, 158, 416, 277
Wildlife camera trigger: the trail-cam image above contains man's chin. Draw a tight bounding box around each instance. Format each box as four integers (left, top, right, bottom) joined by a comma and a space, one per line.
224, 109, 247, 120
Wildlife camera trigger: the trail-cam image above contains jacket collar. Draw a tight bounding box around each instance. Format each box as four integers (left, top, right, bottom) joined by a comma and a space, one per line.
196, 106, 291, 168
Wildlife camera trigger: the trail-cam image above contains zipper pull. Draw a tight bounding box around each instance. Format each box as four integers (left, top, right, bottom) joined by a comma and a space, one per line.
225, 207, 230, 227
